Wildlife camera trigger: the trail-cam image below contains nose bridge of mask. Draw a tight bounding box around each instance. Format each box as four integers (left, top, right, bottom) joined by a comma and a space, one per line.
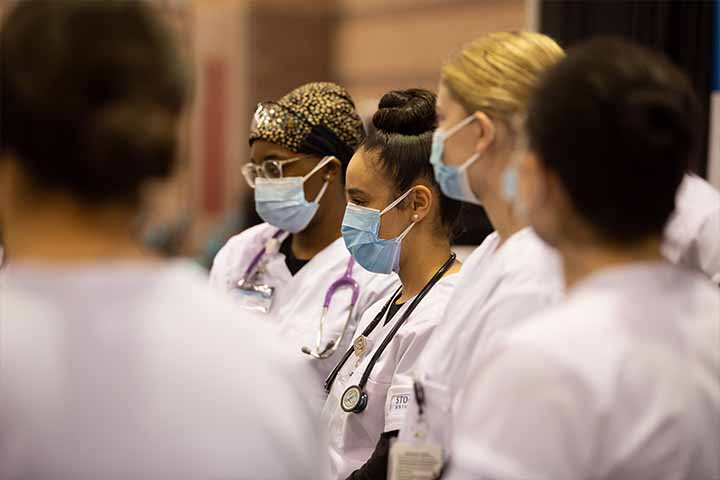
254, 176, 304, 201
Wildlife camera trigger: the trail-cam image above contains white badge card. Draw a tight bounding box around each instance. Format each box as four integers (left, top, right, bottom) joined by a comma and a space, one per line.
231, 284, 275, 313
388, 439, 443, 480
385, 384, 414, 432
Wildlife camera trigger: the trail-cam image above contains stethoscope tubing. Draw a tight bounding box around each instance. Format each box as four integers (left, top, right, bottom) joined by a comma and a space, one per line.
244, 229, 361, 360
243, 229, 286, 279
325, 253, 457, 394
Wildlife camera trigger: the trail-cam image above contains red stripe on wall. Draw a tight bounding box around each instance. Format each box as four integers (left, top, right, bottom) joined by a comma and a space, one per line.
203, 59, 226, 214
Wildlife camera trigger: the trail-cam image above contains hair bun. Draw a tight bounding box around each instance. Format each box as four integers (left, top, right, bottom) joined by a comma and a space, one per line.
372, 89, 437, 135
620, 88, 695, 155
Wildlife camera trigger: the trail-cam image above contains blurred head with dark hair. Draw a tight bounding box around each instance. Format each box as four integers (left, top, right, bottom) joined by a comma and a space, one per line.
520, 37, 698, 251
0, 0, 188, 260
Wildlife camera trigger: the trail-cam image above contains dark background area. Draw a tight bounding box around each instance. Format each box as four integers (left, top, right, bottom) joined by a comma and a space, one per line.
541, 0, 715, 177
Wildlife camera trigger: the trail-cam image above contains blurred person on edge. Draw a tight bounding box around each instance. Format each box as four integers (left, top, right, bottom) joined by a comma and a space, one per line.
447, 38, 719, 480
0, 1, 325, 479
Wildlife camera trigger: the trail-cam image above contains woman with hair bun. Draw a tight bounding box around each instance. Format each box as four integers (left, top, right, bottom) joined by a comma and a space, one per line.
322, 89, 462, 479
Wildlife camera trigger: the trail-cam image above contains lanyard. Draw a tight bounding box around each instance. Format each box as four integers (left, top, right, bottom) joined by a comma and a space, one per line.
324, 286, 400, 393
243, 229, 286, 280
324, 253, 457, 393
413, 379, 426, 417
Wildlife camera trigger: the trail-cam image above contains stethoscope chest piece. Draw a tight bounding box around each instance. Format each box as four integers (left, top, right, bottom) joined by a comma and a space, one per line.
327, 253, 457, 416
341, 385, 368, 413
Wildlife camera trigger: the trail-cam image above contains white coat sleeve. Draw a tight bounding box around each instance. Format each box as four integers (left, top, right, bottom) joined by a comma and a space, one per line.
696, 210, 720, 284
474, 290, 560, 352
262, 350, 331, 479
446, 348, 594, 480
208, 242, 232, 292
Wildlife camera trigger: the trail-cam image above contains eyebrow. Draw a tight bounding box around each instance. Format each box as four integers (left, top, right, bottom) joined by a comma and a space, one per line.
346, 187, 368, 197
252, 153, 283, 164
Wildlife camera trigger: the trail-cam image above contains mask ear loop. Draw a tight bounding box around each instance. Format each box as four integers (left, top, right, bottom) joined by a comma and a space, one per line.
458, 153, 481, 171
303, 155, 334, 181
380, 187, 415, 215
303, 156, 335, 204
312, 180, 329, 204
396, 219, 417, 242
380, 187, 419, 241
442, 114, 476, 138
439, 115, 481, 172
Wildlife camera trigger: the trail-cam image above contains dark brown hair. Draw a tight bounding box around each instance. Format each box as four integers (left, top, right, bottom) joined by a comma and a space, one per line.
0, 0, 188, 203
363, 89, 462, 237
527, 37, 698, 241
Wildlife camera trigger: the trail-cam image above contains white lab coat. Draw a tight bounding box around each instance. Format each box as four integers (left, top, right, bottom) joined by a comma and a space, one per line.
398, 227, 564, 456
0, 260, 326, 480
663, 174, 720, 284
447, 262, 720, 480
322, 273, 458, 480
210, 223, 399, 396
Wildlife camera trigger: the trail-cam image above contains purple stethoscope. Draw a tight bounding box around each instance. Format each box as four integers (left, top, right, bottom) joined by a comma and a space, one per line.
301, 256, 360, 359
239, 230, 360, 359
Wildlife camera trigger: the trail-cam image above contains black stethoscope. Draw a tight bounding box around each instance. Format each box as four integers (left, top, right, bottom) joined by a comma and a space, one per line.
324, 253, 457, 414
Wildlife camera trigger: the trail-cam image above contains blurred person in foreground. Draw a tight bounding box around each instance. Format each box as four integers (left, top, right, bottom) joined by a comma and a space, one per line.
0, 1, 325, 479
447, 38, 719, 480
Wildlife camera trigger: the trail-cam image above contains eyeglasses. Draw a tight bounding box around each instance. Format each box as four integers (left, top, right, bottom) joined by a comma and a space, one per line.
241, 156, 305, 188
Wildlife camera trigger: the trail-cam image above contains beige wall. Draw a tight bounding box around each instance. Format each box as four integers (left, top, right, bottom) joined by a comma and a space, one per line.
335, 0, 525, 109
0, 0, 527, 254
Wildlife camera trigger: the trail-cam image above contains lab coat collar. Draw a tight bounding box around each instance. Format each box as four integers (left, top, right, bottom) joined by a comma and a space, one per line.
570, 261, 681, 298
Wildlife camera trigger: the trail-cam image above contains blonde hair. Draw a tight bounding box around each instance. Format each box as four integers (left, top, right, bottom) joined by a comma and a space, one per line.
442, 31, 564, 123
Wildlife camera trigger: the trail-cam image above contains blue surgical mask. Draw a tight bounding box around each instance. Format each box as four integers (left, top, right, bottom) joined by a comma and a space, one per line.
501, 159, 531, 219
429, 115, 482, 205
254, 156, 332, 233
341, 189, 416, 274
501, 165, 518, 202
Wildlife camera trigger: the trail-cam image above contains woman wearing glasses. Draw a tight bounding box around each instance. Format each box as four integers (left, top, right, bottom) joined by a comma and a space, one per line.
210, 82, 398, 397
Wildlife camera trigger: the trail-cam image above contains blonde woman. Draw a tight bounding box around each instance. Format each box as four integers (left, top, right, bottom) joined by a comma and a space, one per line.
449, 37, 719, 480
391, 32, 565, 476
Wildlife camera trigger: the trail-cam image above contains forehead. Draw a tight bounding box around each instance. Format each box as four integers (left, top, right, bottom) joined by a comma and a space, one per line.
346, 148, 374, 186
437, 82, 466, 115
346, 148, 391, 189
250, 140, 297, 163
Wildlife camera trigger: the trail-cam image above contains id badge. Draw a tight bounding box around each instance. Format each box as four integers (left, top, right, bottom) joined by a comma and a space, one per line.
231, 283, 275, 313
388, 438, 443, 480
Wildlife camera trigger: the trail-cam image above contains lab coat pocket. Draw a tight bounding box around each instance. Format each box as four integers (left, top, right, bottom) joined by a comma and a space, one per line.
384, 383, 414, 433
343, 377, 392, 452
